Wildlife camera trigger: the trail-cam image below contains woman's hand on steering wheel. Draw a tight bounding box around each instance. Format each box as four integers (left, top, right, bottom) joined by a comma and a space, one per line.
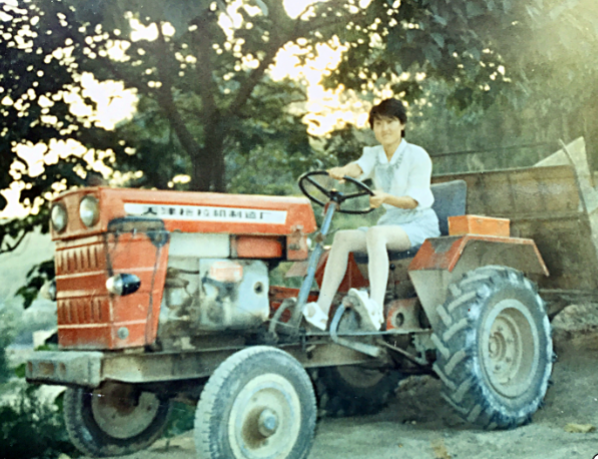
298, 170, 375, 214
369, 190, 388, 209
327, 167, 347, 182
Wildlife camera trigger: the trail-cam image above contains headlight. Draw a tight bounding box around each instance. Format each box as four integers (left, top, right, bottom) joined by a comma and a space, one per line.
51, 204, 67, 232
106, 273, 141, 296
79, 195, 99, 227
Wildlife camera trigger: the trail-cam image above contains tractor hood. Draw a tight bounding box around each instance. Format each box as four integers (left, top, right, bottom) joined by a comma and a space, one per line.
49, 187, 317, 241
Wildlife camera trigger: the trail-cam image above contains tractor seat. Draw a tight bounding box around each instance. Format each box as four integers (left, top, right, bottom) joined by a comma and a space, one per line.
353, 180, 467, 263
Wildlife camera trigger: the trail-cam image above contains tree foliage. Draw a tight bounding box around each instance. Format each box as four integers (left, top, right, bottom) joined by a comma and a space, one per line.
2, 0, 598, 260
327, 0, 598, 162
0, 0, 379, 255
0, 386, 77, 459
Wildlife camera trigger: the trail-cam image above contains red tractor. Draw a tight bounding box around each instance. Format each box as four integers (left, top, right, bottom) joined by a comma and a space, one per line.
27, 171, 553, 459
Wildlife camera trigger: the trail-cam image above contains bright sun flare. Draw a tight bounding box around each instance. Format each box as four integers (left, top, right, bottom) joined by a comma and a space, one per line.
1, 0, 373, 218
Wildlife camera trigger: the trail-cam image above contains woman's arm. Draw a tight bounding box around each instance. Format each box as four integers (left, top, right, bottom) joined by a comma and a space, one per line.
328, 162, 363, 180
370, 191, 418, 210
370, 147, 433, 210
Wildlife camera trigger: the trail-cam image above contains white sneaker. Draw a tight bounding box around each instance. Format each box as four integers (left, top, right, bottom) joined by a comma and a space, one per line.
303, 302, 328, 331
345, 289, 383, 331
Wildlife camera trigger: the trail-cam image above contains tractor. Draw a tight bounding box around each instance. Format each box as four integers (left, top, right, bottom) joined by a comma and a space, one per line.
26, 157, 556, 458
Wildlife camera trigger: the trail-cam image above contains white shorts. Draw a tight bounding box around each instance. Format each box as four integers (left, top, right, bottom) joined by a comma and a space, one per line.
359, 208, 440, 247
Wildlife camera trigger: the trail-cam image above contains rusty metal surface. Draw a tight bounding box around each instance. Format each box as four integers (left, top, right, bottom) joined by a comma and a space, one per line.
51, 187, 317, 241
26, 351, 104, 387
230, 235, 284, 259
55, 229, 169, 350
409, 269, 449, 331
409, 235, 548, 330
26, 343, 374, 388
409, 235, 548, 276
448, 215, 510, 237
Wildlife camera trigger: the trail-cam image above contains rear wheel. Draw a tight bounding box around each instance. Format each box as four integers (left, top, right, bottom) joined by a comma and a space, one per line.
311, 364, 401, 417
64, 382, 171, 457
432, 266, 553, 429
194, 346, 316, 459
311, 308, 402, 417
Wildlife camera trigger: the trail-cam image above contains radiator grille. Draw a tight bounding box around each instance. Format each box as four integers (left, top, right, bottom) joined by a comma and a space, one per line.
57, 296, 107, 325
56, 244, 103, 274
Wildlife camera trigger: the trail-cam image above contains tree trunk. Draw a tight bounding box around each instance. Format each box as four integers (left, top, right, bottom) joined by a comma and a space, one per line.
188, 120, 226, 192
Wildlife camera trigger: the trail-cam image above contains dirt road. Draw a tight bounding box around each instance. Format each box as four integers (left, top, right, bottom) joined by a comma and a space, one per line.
101, 346, 598, 459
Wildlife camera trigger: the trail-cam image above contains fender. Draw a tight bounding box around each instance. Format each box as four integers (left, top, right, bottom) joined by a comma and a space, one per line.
408, 235, 548, 330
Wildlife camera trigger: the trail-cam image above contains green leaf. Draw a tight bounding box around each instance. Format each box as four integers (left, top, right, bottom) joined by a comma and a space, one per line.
253, 0, 269, 16
468, 47, 481, 61
163, 0, 210, 37
14, 363, 26, 378
431, 32, 445, 48
466, 2, 485, 18
424, 44, 442, 68
391, 80, 423, 101
433, 14, 448, 26
399, 47, 423, 70
99, 0, 131, 34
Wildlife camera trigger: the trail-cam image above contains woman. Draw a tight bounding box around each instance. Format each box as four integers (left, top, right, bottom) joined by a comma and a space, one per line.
303, 98, 440, 331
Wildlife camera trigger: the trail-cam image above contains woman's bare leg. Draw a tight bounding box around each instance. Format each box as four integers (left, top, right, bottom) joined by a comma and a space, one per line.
365, 226, 411, 307
316, 229, 367, 314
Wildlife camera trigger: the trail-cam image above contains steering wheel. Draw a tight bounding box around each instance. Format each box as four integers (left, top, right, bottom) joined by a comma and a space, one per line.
298, 170, 375, 214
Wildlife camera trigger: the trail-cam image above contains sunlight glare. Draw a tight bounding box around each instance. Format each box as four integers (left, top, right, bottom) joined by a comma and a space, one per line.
283, 0, 324, 19
1, 0, 378, 219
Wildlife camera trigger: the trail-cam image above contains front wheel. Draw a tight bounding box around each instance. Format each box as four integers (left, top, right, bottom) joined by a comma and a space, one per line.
432, 266, 553, 429
63, 382, 171, 457
194, 346, 317, 459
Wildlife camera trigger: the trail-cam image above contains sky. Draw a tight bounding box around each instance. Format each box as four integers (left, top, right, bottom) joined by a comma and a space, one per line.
0, 0, 377, 218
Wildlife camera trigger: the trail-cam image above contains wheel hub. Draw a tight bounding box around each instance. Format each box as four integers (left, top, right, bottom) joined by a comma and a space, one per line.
91, 382, 160, 439
481, 299, 539, 399
229, 373, 301, 459
257, 409, 279, 437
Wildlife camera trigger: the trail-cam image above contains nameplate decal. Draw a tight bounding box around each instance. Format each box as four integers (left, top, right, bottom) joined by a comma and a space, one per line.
124, 203, 287, 224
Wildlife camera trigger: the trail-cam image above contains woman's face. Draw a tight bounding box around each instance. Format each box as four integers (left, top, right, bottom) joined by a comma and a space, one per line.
372, 116, 404, 149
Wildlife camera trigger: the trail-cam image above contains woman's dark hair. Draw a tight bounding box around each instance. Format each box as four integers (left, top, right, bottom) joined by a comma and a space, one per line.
368, 98, 408, 137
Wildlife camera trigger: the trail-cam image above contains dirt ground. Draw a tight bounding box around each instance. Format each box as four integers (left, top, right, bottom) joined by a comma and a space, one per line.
94, 342, 598, 459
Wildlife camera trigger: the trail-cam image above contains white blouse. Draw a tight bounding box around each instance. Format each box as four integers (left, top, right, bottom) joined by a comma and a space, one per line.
355, 140, 435, 210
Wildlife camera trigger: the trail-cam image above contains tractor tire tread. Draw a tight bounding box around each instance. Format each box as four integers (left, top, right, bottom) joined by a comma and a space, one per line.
433, 266, 553, 430
64, 387, 98, 458
194, 346, 316, 459
309, 366, 402, 418
63, 386, 171, 457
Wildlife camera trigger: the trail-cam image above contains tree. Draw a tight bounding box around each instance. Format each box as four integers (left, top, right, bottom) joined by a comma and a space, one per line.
327, 0, 598, 164
0, 0, 130, 254
0, 0, 383, 256
3, 0, 598, 260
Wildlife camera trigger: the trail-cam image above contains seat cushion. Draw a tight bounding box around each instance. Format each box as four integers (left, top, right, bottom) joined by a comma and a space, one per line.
353, 245, 421, 264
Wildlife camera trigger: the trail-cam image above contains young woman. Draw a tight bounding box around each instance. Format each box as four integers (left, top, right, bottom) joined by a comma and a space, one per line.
303, 98, 440, 331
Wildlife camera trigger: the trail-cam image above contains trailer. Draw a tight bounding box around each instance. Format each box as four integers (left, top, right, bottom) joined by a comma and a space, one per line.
433, 137, 598, 313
